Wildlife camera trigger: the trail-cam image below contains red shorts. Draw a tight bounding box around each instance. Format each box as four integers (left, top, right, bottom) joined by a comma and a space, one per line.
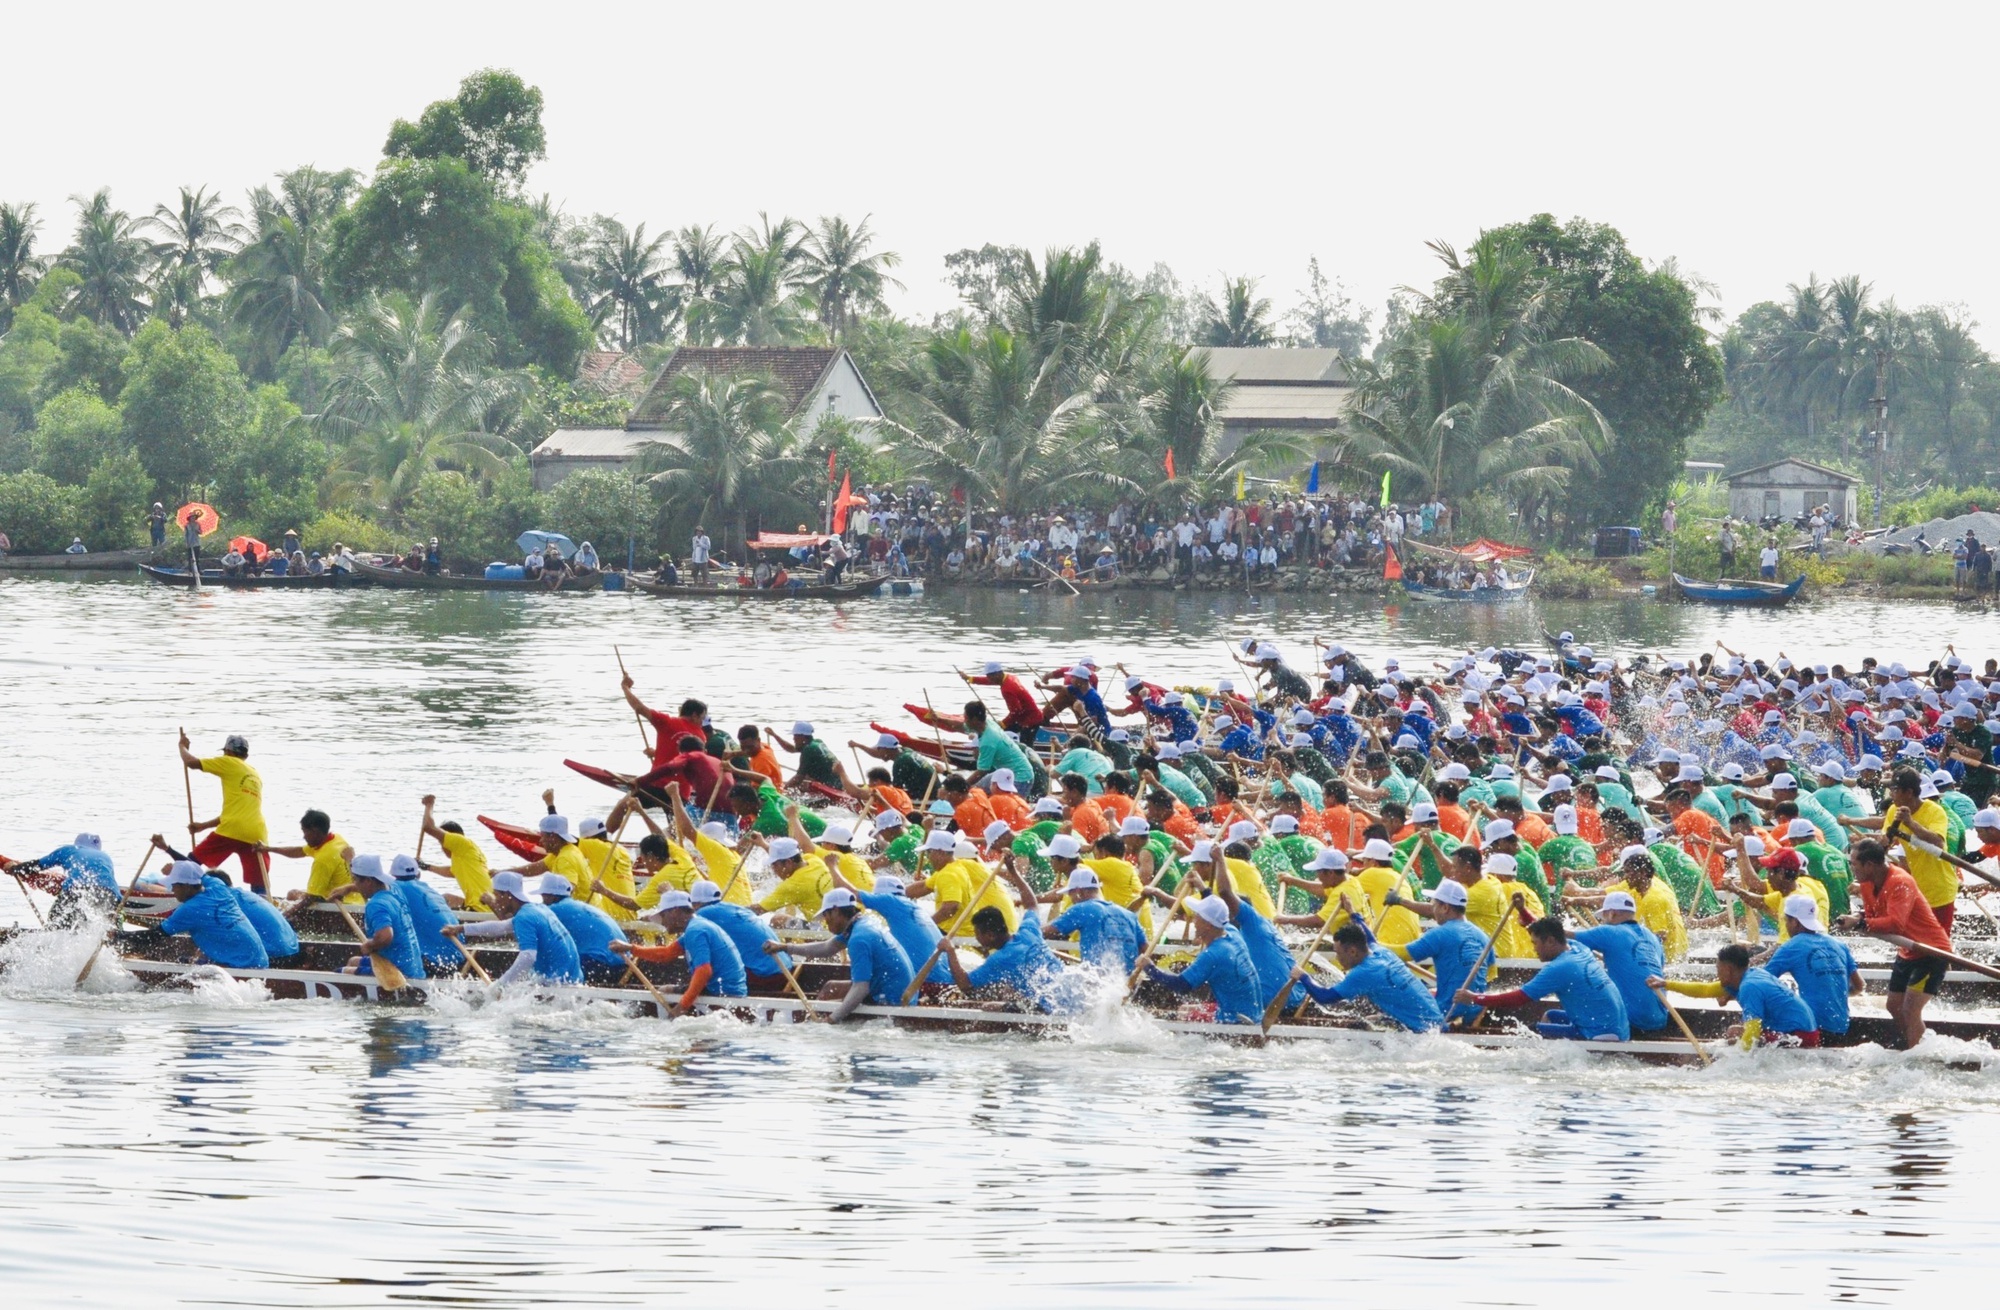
1762, 1028, 1821, 1048
1933, 903, 1956, 938
189, 833, 268, 892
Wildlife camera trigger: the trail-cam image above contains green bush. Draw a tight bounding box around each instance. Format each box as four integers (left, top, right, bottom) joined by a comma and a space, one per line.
403, 471, 488, 563
1886, 486, 2000, 527
79, 451, 151, 549
33, 389, 127, 484
0, 470, 84, 553
545, 468, 656, 559
1535, 552, 1618, 599
302, 508, 397, 554
1862, 552, 1956, 589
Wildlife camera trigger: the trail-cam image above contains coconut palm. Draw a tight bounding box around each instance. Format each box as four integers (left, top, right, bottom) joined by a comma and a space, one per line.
145, 185, 247, 326
665, 224, 727, 342
1132, 346, 1315, 505
799, 214, 901, 339
226, 168, 356, 376
1198, 276, 1276, 347
0, 201, 47, 323
635, 369, 810, 554
59, 190, 151, 333
320, 292, 529, 512
702, 214, 811, 345
586, 219, 672, 350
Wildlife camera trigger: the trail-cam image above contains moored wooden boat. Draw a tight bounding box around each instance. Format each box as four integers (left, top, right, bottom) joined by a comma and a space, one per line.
139, 563, 364, 589
1671, 572, 1805, 606
0, 546, 155, 573
353, 557, 626, 592
627, 574, 889, 600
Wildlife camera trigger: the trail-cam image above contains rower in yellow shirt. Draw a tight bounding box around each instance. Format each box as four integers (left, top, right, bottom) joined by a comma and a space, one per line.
1725, 843, 1829, 946
1568, 846, 1687, 961
1843, 771, 1958, 919
1080, 832, 1152, 935
1479, 851, 1544, 962
419, 797, 492, 911
1349, 838, 1425, 949
789, 809, 875, 893
178, 730, 270, 892
755, 837, 833, 921
1274, 848, 1371, 935
909, 828, 1017, 932
665, 788, 753, 905
577, 815, 638, 922
263, 808, 361, 906
499, 812, 594, 901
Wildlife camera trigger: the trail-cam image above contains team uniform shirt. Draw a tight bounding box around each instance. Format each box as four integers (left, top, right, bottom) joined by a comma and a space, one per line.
976, 724, 1035, 785
760, 857, 834, 919
695, 902, 790, 977
691, 830, 755, 905
1883, 801, 1959, 908
39, 844, 119, 900
796, 739, 843, 790
1733, 965, 1819, 1034
676, 915, 749, 996
231, 885, 300, 958
1154, 765, 1207, 809
1603, 878, 1688, 962
1049, 897, 1147, 973
1514, 942, 1630, 1040
1351, 866, 1425, 948
509, 902, 584, 982
577, 836, 638, 921
1535, 834, 1601, 897
927, 858, 1019, 932
822, 849, 876, 893
1079, 855, 1151, 934
199, 756, 268, 845
636, 846, 703, 906
1055, 748, 1114, 794
859, 890, 949, 985
362, 891, 426, 980
1791, 840, 1853, 917
391, 878, 464, 967
1151, 924, 1263, 1023
751, 782, 827, 838
162, 880, 269, 968
1855, 868, 1953, 959
837, 917, 915, 1002
1302, 945, 1442, 1031
1765, 932, 1858, 1034
965, 910, 1071, 1011
1232, 902, 1303, 1011
1221, 857, 1280, 919
541, 841, 595, 904
437, 831, 493, 911
303, 834, 362, 903
1573, 922, 1668, 1029
1753, 877, 1830, 944
1489, 881, 1545, 963
549, 896, 628, 967
1400, 916, 1491, 1022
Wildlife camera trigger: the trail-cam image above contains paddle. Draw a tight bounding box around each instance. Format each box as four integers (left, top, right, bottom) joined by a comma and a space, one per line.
614, 647, 652, 754
7, 869, 46, 927
1661, 992, 1714, 1066
1263, 893, 1346, 1032
1873, 931, 2000, 983
335, 903, 409, 989
770, 952, 821, 1020
900, 867, 1002, 1005
620, 958, 677, 1017
179, 726, 195, 845
75, 846, 153, 988
1446, 894, 1517, 1027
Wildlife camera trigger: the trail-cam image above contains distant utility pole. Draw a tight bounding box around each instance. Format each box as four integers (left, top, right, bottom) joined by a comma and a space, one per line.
1869, 347, 1890, 527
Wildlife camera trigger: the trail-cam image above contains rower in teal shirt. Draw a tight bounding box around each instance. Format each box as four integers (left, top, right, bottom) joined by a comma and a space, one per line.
540, 873, 628, 975
1461, 918, 1629, 1041
1046, 865, 1147, 974
154, 861, 268, 968
1298, 925, 1444, 1032
450, 871, 584, 983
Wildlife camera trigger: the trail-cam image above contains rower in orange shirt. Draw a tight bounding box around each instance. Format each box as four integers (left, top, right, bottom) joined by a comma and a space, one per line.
735, 725, 784, 789
1497, 797, 1553, 848
942, 774, 997, 839
987, 769, 1033, 830
1144, 789, 1200, 849
1666, 787, 1728, 886
1839, 836, 1954, 1049
1060, 772, 1110, 845
1432, 779, 1474, 844
1097, 773, 1140, 827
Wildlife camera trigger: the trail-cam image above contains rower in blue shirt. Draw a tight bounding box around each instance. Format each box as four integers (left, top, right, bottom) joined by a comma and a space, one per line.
387, 853, 466, 973
941, 858, 1074, 1012
17, 833, 120, 927
1142, 692, 1202, 744
1297, 924, 1444, 1032
1142, 885, 1264, 1024
1045, 865, 1146, 974
447, 871, 584, 984
1572, 891, 1669, 1031
153, 861, 268, 968
1658, 941, 1824, 1048
1385, 879, 1493, 1024
202, 870, 300, 962
1209, 842, 1304, 1012
688, 878, 793, 987
1459, 917, 1630, 1041
1760, 894, 1861, 1036
343, 855, 425, 982
613, 888, 749, 1013
832, 866, 947, 987
539, 873, 629, 981
772, 887, 916, 1021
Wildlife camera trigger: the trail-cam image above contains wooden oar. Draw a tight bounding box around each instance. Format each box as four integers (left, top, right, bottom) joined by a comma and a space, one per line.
334, 903, 409, 989
620, 958, 676, 1016
901, 867, 1002, 1005
1264, 895, 1344, 1032
1873, 931, 2000, 982
614, 646, 651, 753
8, 870, 46, 928
1446, 899, 1514, 1026
179, 725, 195, 843
75, 846, 155, 988
771, 953, 821, 1019
1661, 993, 1714, 1066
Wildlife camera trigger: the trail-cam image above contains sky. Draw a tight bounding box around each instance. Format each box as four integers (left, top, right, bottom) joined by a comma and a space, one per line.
11, 1, 1999, 344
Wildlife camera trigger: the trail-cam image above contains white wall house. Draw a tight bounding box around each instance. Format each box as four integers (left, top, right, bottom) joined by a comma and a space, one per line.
1724, 458, 1860, 526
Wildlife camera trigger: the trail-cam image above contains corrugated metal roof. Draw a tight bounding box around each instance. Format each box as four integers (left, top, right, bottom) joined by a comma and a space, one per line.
1218, 385, 1356, 424
1198, 347, 1350, 384
530, 428, 649, 459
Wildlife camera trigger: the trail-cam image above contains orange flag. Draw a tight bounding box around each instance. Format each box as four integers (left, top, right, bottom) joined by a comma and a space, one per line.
832, 473, 861, 533
1383, 542, 1403, 581
1163, 449, 1177, 481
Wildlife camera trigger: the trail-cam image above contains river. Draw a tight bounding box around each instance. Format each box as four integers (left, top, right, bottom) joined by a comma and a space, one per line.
2, 576, 1995, 1306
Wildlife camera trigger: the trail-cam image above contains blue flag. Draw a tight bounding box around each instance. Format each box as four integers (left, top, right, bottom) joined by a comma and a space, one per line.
1306, 461, 1320, 494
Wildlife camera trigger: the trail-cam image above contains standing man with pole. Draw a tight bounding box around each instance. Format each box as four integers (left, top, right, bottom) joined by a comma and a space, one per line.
178, 731, 270, 894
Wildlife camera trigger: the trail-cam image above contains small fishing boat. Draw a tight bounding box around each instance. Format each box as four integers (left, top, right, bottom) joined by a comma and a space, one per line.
138, 563, 364, 589
1671, 572, 1805, 607
0, 546, 156, 573
353, 557, 626, 592
1400, 572, 1534, 603
627, 574, 889, 600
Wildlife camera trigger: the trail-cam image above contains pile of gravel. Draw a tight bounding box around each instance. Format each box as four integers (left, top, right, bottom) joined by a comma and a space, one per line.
1859, 509, 2000, 553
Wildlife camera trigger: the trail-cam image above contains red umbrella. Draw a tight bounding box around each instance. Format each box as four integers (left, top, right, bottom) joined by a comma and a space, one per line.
176, 502, 220, 537
229, 535, 268, 561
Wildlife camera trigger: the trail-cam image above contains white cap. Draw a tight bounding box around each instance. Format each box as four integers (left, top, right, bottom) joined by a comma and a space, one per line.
1544, 774, 1573, 793
1411, 802, 1439, 824
982, 819, 1014, 847
167, 860, 206, 887
1490, 763, 1516, 780
873, 809, 905, 832
74, 833, 101, 851
1816, 761, 1847, 780
656, 889, 693, 911
1676, 763, 1705, 782
1642, 826, 1664, 844
1782, 893, 1823, 932
1602, 891, 1638, 915
990, 768, 1017, 793
389, 853, 421, 880
1189, 840, 1217, 864
539, 873, 573, 898
578, 816, 607, 839
1858, 754, 1885, 771
792, 721, 815, 738
1437, 763, 1471, 782
1109, 729, 1131, 743
1553, 805, 1579, 836
688, 879, 722, 906
1305, 849, 1348, 872
1788, 818, 1819, 841
1719, 763, 1746, 782
1617, 844, 1650, 866
537, 815, 573, 842
921, 830, 958, 853
1974, 808, 2000, 829
1163, 691, 1185, 706
1742, 836, 1766, 858
1156, 742, 1181, 760
1064, 867, 1101, 892
1125, 675, 1145, 691
351, 854, 388, 883
816, 888, 859, 916
1270, 814, 1299, 834
1225, 820, 1260, 844
822, 823, 855, 847
1032, 797, 1064, 816
952, 840, 980, 861
875, 733, 901, 750
1046, 834, 1084, 860
1771, 773, 1799, 791
768, 837, 802, 861
1932, 768, 1957, 788
1191, 895, 1231, 928
873, 873, 907, 896
1119, 816, 1151, 837
1360, 838, 1395, 861
1426, 881, 1469, 907
491, 871, 528, 899
1759, 744, 1789, 760
983, 660, 1004, 676
1483, 819, 1515, 843
1324, 643, 1347, 659
1482, 853, 1517, 877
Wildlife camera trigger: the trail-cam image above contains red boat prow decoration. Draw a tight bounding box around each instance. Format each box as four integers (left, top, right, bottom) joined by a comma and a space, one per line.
871, 723, 978, 767
565, 758, 637, 792
477, 815, 545, 861
904, 702, 967, 734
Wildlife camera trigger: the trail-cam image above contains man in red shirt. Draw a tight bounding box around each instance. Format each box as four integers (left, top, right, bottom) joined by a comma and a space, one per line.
636, 734, 726, 814
1838, 837, 1954, 1049
967, 661, 1045, 738
622, 674, 708, 769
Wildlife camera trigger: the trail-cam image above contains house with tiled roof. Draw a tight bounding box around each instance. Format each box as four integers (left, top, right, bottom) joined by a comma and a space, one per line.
574, 351, 653, 402
529, 346, 883, 491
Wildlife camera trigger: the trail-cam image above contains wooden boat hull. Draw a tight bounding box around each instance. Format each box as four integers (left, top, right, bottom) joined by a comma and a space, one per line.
354, 558, 623, 592
139, 563, 363, 589
1400, 577, 1533, 602
628, 575, 888, 600
1671, 572, 1804, 606
0, 547, 155, 573
870, 723, 978, 770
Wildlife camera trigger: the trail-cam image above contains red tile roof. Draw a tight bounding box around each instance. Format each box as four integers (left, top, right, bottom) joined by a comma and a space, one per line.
576, 351, 652, 401
627, 346, 839, 428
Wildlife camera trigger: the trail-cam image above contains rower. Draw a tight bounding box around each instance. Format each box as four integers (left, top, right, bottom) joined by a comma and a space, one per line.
1385, 879, 1491, 1024
264, 809, 359, 908
1836, 837, 1951, 1049
674, 878, 792, 992
574, 815, 639, 922
1654, 942, 1820, 1048
620, 680, 709, 770
176, 731, 270, 893
10, 833, 119, 928
142, 861, 268, 968
611, 889, 748, 1015
937, 856, 1073, 1012
339, 855, 425, 982
444, 871, 584, 984
1204, 841, 1305, 1014
1295, 924, 1444, 1032
908, 830, 1016, 932
962, 699, 1036, 795
825, 863, 948, 992
752, 836, 832, 924
419, 796, 493, 911
770, 888, 916, 1021
196, 869, 300, 965
1724, 845, 1829, 944
500, 814, 595, 903
1761, 892, 1862, 1040
1456, 918, 1630, 1042
966, 659, 1047, 740
1139, 889, 1264, 1024
1570, 890, 1669, 1034
768, 720, 843, 792
538, 873, 629, 982
386, 853, 466, 975
985, 768, 1032, 830
1042, 862, 1146, 974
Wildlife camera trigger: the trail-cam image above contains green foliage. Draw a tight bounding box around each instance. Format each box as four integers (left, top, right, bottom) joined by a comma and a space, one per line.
0, 470, 82, 552
0, 273, 69, 430
384, 69, 547, 189
1862, 551, 1955, 590
119, 321, 252, 497
636, 369, 807, 553
545, 468, 656, 554
78, 449, 150, 547
1532, 551, 1618, 599
42, 316, 130, 404
403, 470, 487, 558
468, 465, 547, 561
1885, 485, 2000, 527
214, 386, 324, 538
301, 508, 396, 553
32, 389, 125, 482
327, 155, 590, 373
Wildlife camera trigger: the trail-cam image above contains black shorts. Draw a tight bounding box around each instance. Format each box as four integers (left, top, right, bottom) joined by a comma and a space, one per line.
1887, 954, 1949, 995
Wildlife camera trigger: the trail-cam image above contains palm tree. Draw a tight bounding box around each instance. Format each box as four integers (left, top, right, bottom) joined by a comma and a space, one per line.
635, 369, 809, 554
320, 292, 529, 513
799, 214, 901, 339
703, 214, 811, 345
144, 185, 247, 326
1134, 346, 1315, 505
1907, 306, 1989, 481
0, 201, 47, 327
586, 220, 672, 350
226, 168, 356, 378
59, 190, 151, 333
666, 224, 727, 342
1198, 276, 1276, 347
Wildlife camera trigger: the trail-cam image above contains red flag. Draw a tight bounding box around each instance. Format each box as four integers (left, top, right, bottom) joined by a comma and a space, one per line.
832, 473, 861, 533
826, 448, 838, 478
1164, 449, 1177, 481
1383, 543, 1403, 581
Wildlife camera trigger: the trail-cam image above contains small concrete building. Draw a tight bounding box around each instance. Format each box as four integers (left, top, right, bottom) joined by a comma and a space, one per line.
1724, 458, 1860, 526
530, 346, 882, 491
1196, 347, 1357, 453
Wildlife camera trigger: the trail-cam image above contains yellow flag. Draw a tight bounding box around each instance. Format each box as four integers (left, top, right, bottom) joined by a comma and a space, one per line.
1235, 468, 1246, 502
